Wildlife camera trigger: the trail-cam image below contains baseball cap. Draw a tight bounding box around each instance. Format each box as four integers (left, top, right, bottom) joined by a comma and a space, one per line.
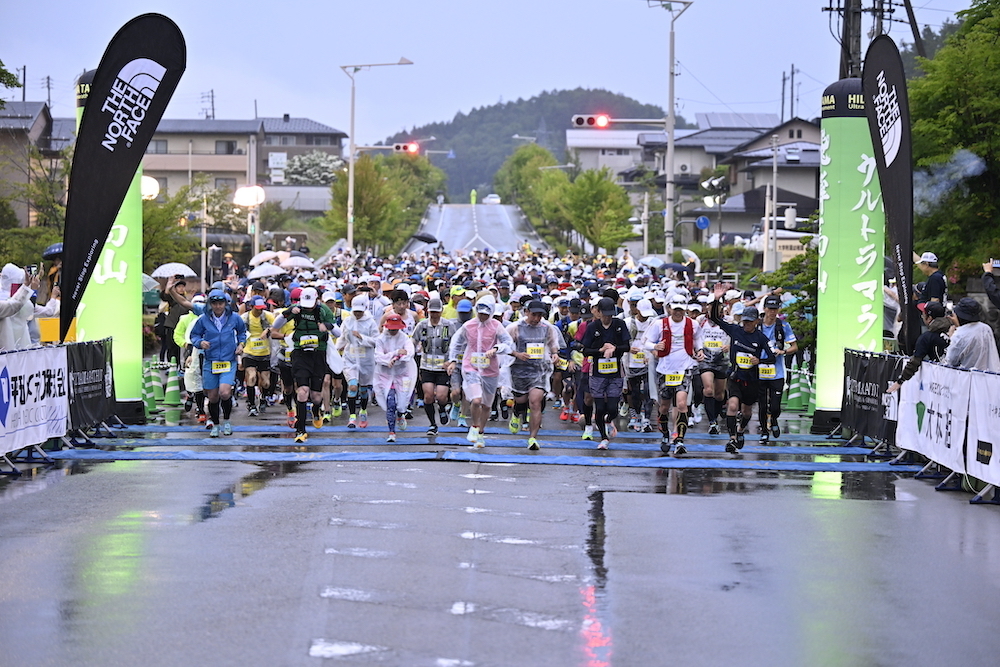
763, 294, 782, 309
669, 295, 687, 310
597, 297, 617, 316
740, 306, 760, 322
342, 283, 357, 294
498, 279, 510, 288
427, 297, 443, 312
191, 294, 207, 305
208, 289, 227, 303
687, 303, 702, 313
568, 298, 584, 314
457, 299, 474, 313
920, 301, 946, 318
299, 287, 318, 308
351, 295, 369, 312
637, 298, 656, 318
384, 314, 406, 330
919, 251, 938, 264
321, 290, 337, 302
527, 299, 547, 313
289, 287, 302, 302
724, 289, 742, 301
250, 296, 267, 309
450, 286, 465, 296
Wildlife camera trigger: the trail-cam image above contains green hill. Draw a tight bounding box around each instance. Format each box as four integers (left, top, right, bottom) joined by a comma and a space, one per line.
384, 88, 691, 199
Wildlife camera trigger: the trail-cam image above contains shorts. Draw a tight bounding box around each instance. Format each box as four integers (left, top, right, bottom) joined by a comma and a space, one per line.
278, 361, 293, 391
589, 375, 624, 399
656, 370, 692, 400
241, 355, 272, 372
463, 371, 499, 402
420, 369, 451, 387
291, 349, 328, 392
202, 360, 237, 391
451, 367, 464, 391
698, 362, 730, 379
726, 377, 761, 406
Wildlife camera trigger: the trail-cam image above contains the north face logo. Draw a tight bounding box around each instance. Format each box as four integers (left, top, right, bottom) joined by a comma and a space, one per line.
100, 57, 166, 152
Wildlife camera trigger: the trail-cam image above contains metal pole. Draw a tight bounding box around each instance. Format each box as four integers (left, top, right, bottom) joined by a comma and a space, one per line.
642, 191, 650, 256
770, 134, 779, 270
762, 182, 772, 272
346, 73, 357, 252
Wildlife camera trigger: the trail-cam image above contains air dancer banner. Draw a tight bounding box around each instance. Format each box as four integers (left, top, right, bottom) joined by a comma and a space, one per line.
862, 35, 917, 354
60, 14, 186, 342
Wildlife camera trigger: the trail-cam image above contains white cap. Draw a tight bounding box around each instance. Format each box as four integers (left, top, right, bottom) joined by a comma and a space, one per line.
351, 295, 369, 312
669, 295, 688, 309
725, 289, 742, 301
919, 251, 938, 263
299, 287, 318, 308
637, 298, 656, 318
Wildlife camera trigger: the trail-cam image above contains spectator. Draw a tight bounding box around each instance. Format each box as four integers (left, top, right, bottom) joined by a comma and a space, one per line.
0, 264, 40, 351
981, 260, 1000, 310
159, 277, 192, 363
887, 301, 952, 393
944, 297, 1000, 372
916, 252, 947, 306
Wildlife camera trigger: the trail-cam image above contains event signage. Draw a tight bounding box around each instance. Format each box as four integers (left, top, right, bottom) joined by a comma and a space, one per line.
0, 347, 70, 457
896, 362, 969, 474
841, 350, 903, 445
60, 14, 186, 342
965, 373, 1000, 486
815, 78, 886, 423
862, 35, 917, 353
66, 338, 116, 430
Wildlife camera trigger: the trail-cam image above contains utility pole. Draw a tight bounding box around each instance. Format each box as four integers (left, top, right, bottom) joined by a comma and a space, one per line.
902, 0, 926, 58
42, 76, 52, 107
201, 89, 215, 119
781, 71, 787, 123
789, 65, 796, 119
18, 66, 26, 101
841, 0, 863, 78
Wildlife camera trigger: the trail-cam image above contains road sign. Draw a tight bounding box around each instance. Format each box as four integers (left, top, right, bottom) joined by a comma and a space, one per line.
695, 215, 711, 230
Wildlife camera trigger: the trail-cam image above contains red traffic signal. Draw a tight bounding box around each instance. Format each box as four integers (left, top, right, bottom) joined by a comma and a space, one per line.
571, 114, 611, 128
393, 142, 419, 154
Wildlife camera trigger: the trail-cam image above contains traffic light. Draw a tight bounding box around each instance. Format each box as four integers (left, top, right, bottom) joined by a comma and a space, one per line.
571, 114, 611, 129
393, 142, 419, 154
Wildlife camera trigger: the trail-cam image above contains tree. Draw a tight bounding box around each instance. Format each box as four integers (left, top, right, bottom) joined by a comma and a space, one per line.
0, 143, 72, 228
258, 200, 299, 232
899, 18, 962, 79
752, 238, 819, 355
326, 154, 400, 252
0, 59, 20, 110
908, 0, 1000, 280
141, 184, 202, 274
284, 150, 344, 186
563, 168, 635, 252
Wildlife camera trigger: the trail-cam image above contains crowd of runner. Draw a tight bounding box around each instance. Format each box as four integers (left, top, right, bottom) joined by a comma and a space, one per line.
166, 247, 802, 455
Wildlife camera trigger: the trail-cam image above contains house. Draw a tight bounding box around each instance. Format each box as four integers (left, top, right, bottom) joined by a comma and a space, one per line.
0, 101, 71, 227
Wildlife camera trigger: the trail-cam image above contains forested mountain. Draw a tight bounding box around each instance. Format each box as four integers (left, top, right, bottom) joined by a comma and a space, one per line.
384, 88, 691, 198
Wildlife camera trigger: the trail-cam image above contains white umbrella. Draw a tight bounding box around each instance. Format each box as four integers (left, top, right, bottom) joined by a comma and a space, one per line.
246, 263, 285, 279
151, 262, 196, 278
280, 256, 314, 270
248, 250, 279, 266
141, 273, 160, 292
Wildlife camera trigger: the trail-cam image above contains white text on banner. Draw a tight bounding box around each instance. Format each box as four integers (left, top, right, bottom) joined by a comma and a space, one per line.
966, 372, 1000, 486
0, 346, 70, 455
896, 363, 969, 473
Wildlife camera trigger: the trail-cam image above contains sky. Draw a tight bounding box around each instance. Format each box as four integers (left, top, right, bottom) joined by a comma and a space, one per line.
1, 0, 970, 144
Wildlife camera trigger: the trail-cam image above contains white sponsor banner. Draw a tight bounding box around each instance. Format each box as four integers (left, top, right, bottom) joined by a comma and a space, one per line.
0, 347, 70, 456
896, 362, 969, 473
966, 372, 1000, 487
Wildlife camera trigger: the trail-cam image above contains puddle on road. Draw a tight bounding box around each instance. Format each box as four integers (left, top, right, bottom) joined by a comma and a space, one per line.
195, 462, 303, 521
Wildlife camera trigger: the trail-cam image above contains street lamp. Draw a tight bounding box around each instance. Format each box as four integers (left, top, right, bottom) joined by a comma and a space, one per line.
646, 0, 692, 262
234, 184, 266, 256
140, 175, 160, 201
340, 57, 414, 252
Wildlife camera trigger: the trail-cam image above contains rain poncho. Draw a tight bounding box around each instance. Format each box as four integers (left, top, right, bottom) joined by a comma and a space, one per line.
0, 264, 36, 352
337, 309, 378, 385
506, 319, 561, 394
448, 316, 514, 378
373, 330, 418, 408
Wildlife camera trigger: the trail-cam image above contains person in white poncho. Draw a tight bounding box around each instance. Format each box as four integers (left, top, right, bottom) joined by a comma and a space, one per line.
373, 313, 418, 442
0, 264, 40, 352
337, 295, 378, 428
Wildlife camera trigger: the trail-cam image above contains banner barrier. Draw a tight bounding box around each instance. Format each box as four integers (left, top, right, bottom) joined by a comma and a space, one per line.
1, 340, 117, 458
842, 349, 1000, 487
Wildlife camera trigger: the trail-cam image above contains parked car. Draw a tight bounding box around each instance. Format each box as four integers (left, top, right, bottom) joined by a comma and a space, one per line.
483, 194, 501, 205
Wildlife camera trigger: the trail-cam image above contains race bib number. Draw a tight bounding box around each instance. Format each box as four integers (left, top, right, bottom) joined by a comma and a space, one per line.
299, 334, 319, 349
280, 346, 291, 362
470, 353, 491, 369
211, 361, 231, 374
555, 358, 569, 371
525, 344, 545, 360
597, 358, 619, 374
424, 354, 445, 371
705, 340, 724, 350
245, 338, 269, 355
630, 350, 647, 365
758, 363, 777, 379
662, 372, 685, 387
735, 353, 754, 370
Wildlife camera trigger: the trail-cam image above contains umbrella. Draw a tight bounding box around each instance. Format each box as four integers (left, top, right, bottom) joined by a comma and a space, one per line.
290, 250, 310, 258
247, 263, 286, 279
141, 273, 160, 292
639, 256, 666, 269
42, 242, 63, 260
662, 262, 690, 273
151, 262, 196, 278
248, 250, 278, 266
280, 256, 314, 270
411, 232, 437, 244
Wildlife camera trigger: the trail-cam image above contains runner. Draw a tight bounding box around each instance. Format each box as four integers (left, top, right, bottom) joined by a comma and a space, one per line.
506, 299, 563, 450
189, 289, 247, 438
240, 295, 275, 417
758, 294, 797, 441
412, 297, 456, 435
624, 297, 657, 433
337, 295, 379, 429
374, 313, 418, 442
581, 297, 631, 450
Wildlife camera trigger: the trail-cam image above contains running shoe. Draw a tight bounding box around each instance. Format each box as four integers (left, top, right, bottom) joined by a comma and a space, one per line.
312, 415, 324, 429
222, 421, 233, 436
673, 442, 687, 456
736, 432, 745, 448
386, 432, 396, 443
489, 410, 498, 422
248, 406, 258, 417
209, 424, 220, 438
571, 412, 581, 424
294, 431, 308, 444
560, 407, 570, 421
628, 417, 638, 431
642, 418, 654, 433
725, 438, 740, 454
501, 404, 510, 420
760, 432, 770, 444
609, 421, 618, 438
359, 411, 368, 428
450, 404, 461, 422
509, 413, 522, 435
771, 421, 781, 439
581, 425, 594, 441
323, 412, 332, 424
553, 398, 563, 409
466, 426, 480, 443
197, 413, 207, 424
527, 437, 541, 451
398, 415, 408, 431
477, 433, 486, 448
708, 422, 720, 435
205, 419, 214, 431
659, 436, 671, 454
440, 407, 451, 425
332, 404, 342, 418
597, 439, 609, 450
427, 424, 439, 436
184, 397, 194, 412
457, 416, 468, 428
691, 408, 702, 424
286, 410, 296, 429
258, 402, 267, 414
348, 415, 357, 429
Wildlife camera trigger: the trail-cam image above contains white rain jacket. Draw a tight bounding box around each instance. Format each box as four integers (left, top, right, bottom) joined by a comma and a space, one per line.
373, 330, 418, 407
448, 316, 514, 378
0, 264, 34, 352
337, 310, 379, 385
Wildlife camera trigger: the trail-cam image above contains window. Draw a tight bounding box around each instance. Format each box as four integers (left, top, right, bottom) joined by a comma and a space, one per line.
796, 129, 802, 138
216, 140, 237, 155
215, 178, 237, 191
789, 130, 795, 139
264, 135, 275, 146
306, 135, 332, 146
281, 135, 295, 146
617, 149, 630, 156
147, 139, 167, 154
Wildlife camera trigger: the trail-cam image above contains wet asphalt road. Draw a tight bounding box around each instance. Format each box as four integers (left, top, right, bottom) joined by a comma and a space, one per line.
2, 402, 1000, 666
404, 204, 547, 254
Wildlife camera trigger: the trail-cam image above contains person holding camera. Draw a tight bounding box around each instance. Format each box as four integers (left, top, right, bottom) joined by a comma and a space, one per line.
1, 264, 41, 351
158, 276, 192, 364
981, 260, 1000, 310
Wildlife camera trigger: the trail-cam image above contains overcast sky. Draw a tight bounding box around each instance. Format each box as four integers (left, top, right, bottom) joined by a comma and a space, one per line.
2, 0, 969, 143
